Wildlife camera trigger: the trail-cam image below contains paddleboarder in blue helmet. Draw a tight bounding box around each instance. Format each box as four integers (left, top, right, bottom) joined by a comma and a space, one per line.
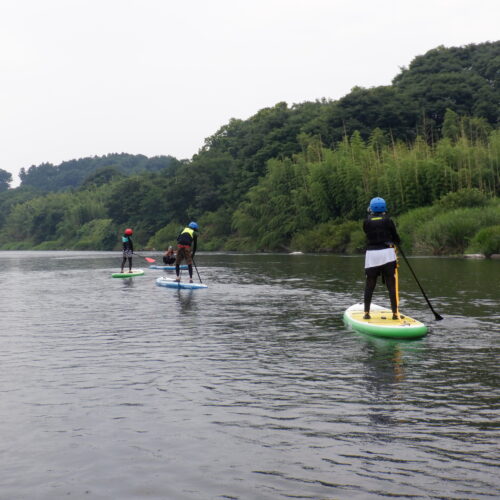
363, 197, 401, 320
121, 228, 134, 273
175, 221, 198, 283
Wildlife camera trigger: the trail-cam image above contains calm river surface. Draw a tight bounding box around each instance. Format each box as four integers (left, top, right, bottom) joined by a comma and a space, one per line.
0, 251, 498, 499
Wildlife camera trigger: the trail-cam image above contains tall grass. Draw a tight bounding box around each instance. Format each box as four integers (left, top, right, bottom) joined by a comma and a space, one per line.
467, 225, 500, 256
408, 201, 499, 254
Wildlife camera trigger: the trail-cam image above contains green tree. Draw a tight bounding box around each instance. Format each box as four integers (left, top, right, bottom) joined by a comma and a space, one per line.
442, 108, 460, 142
0, 169, 12, 191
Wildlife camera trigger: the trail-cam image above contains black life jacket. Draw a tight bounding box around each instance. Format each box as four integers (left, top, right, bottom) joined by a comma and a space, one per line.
363, 214, 400, 249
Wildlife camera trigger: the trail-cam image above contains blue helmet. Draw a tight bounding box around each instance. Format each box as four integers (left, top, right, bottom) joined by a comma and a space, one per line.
369, 197, 387, 213
188, 221, 199, 230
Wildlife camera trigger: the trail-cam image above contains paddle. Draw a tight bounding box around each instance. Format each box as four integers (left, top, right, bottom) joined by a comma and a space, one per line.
133, 253, 155, 263
192, 257, 202, 283
394, 251, 400, 319
397, 246, 443, 321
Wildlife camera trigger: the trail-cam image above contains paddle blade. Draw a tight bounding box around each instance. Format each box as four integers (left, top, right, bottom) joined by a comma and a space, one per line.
145, 257, 155, 263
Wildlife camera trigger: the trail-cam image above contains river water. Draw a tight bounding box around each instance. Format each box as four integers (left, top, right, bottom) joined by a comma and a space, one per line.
0, 251, 498, 499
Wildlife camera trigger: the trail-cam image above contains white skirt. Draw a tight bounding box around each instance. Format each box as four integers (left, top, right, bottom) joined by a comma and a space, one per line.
365, 247, 397, 269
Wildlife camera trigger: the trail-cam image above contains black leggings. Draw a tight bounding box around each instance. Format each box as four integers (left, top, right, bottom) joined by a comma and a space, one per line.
176, 264, 193, 278
121, 256, 132, 271
364, 261, 398, 313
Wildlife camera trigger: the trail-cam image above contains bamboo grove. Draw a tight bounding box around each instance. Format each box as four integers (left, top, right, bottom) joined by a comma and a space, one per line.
230, 125, 500, 254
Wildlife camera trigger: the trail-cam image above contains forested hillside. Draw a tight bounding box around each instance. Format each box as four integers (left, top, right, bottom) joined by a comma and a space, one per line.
0, 41, 499, 256
18, 153, 182, 192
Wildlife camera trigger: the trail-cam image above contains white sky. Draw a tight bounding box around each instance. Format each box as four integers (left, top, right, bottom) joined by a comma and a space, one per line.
1, 0, 499, 186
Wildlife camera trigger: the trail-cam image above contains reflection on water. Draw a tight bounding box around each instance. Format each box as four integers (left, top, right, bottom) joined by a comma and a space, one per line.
175, 288, 196, 312
121, 277, 135, 288
0, 251, 498, 499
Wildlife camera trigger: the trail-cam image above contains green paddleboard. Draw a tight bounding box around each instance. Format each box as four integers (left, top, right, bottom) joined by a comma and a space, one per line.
111, 269, 145, 278
344, 303, 428, 339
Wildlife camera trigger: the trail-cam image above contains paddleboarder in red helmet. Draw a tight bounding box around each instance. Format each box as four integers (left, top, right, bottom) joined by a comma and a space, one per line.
175, 222, 198, 283
121, 228, 134, 273
363, 198, 401, 320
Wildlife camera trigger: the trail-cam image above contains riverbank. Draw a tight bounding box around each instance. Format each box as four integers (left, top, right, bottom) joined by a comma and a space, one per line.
464, 253, 500, 259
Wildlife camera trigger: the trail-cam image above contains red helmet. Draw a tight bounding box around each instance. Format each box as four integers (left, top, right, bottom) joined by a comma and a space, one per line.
124, 228, 133, 235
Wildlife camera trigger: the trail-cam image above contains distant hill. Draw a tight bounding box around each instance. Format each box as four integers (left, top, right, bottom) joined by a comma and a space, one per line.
18, 153, 181, 192
199, 41, 499, 198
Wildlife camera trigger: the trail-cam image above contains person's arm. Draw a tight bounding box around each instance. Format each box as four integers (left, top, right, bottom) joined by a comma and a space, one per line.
130, 238, 134, 253
389, 219, 401, 245
192, 235, 197, 257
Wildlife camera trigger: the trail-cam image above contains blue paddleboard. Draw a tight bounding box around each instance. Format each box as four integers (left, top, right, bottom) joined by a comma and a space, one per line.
155, 277, 208, 290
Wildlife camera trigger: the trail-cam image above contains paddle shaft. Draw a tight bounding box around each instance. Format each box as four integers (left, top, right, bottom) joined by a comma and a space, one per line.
394, 252, 400, 318
397, 246, 443, 321
133, 252, 155, 263
192, 257, 202, 283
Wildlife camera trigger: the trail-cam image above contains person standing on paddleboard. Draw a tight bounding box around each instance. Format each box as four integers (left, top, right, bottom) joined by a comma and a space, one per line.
363, 197, 401, 320
121, 228, 134, 273
175, 222, 198, 283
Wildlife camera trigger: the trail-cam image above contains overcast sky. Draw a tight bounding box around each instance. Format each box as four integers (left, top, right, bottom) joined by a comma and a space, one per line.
1, 0, 498, 185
